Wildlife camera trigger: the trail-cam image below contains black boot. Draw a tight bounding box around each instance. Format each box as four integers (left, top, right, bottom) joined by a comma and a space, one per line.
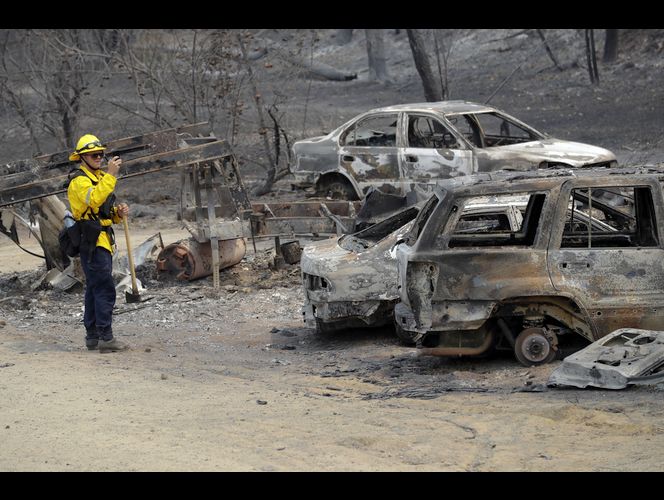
85, 328, 99, 350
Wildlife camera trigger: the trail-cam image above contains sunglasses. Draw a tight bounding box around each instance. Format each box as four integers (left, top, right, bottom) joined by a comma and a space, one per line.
86, 152, 105, 159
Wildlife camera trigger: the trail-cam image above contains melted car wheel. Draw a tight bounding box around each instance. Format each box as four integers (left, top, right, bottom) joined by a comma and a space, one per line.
394, 322, 418, 346
316, 179, 358, 200
514, 327, 558, 366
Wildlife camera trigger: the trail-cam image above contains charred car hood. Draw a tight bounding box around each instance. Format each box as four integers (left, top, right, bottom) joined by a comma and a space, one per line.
301, 237, 355, 275
490, 139, 616, 167
301, 226, 411, 302
548, 328, 664, 389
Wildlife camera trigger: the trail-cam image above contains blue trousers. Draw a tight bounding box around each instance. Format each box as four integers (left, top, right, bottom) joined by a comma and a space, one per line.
80, 247, 116, 341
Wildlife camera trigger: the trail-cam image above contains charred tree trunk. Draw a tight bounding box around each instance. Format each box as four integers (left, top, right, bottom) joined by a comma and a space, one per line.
536, 29, 563, 71
603, 29, 619, 62
235, 33, 277, 196
585, 29, 600, 85
433, 30, 449, 100
406, 29, 442, 102
365, 29, 389, 83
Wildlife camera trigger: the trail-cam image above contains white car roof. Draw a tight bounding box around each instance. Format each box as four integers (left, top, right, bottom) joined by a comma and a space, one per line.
367, 100, 497, 116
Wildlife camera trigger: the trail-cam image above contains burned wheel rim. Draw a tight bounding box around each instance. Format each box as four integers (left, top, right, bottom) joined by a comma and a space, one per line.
316, 180, 358, 200
515, 327, 557, 366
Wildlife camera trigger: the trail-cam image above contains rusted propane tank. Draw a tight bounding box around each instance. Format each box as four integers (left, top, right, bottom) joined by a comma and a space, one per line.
156, 237, 246, 280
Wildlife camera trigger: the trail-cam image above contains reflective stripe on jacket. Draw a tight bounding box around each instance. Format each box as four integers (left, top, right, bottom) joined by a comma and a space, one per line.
66, 165, 121, 254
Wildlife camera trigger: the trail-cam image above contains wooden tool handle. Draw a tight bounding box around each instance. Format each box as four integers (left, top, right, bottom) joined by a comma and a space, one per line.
122, 217, 139, 294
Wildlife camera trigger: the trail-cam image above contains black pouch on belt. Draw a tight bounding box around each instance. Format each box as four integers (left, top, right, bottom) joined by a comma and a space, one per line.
79, 219, 103, 262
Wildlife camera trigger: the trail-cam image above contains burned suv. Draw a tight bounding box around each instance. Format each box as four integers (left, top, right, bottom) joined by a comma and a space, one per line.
394, 167, 664, 366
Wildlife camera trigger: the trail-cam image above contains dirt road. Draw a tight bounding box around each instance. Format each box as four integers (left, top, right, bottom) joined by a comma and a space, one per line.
1, 223, 664, 472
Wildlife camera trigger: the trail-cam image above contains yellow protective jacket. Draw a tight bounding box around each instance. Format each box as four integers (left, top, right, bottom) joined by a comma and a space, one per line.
66, 165, 122, 254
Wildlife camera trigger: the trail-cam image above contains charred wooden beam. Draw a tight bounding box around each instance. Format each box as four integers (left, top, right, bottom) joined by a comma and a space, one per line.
0, 159, 41, 177
35, 122, 212, 171
1, 123, 215, 189
0, 140, 231, 207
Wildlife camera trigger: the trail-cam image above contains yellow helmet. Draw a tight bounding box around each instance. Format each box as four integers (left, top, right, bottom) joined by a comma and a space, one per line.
69, 134, 107, 161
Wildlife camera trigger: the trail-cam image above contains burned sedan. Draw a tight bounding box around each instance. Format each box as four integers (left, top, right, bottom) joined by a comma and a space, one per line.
301, 206, 420, 334
301, 197, 524, 340
394, 167, 664, 366
290, 100, 617, 200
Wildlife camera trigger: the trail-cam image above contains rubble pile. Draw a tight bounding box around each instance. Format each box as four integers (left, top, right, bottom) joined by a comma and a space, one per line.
0, 247, 304, 347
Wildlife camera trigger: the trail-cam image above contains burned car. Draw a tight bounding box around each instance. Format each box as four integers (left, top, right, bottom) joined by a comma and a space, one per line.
290, 100, 617, 200
394, 166, 664, 366
301, 205, 420, 334
301, 198, 524, 339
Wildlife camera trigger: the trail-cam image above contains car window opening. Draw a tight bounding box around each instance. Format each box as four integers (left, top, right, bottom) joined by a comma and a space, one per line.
561, 186, 659, 248
451, 112, 541, 149
341, 114, 398, 148
407, 115, 458, 149
448, 193, 546, 248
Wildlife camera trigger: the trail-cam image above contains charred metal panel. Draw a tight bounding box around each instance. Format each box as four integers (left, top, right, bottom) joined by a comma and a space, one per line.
547, 177, 664, 338
252, 201, 360, 218
474, 140, 616, 171
183, 218, 248, 242
503, 298, 593, 341
434, 250, 555, 301
549, 248, 664, 337
291, 137, 339, 179
405, 261, 438, 331
306, 300, 383, 323
400, 147, 474, 181
428, 300, 497, 331
341, 149, 400, 181
247, 201, 361, 238
548, 328, 664, 389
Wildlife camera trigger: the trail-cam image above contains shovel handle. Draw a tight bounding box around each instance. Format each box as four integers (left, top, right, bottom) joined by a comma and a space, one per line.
122, 216, 139, 295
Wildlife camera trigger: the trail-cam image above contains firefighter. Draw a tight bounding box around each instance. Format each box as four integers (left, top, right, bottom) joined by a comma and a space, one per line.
67, 134, 130, 352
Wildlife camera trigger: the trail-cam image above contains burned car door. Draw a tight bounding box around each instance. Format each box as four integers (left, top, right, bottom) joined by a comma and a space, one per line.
401, 113, 474, 181
338, 113, 401, 193
406, 190, 555, 333
547, 180, 664, 339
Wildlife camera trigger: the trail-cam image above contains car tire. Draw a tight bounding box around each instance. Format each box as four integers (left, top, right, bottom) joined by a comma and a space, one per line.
315, 318, 340, 334
394, 321, 418, 346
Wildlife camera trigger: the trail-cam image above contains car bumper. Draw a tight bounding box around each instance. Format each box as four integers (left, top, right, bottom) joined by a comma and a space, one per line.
302, 300, 394, 329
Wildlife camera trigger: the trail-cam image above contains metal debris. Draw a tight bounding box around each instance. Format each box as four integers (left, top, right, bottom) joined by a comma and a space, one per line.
548, 328, 664, 389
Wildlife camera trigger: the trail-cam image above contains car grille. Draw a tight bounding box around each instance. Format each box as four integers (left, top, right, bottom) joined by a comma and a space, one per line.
303, 272, 329, 291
